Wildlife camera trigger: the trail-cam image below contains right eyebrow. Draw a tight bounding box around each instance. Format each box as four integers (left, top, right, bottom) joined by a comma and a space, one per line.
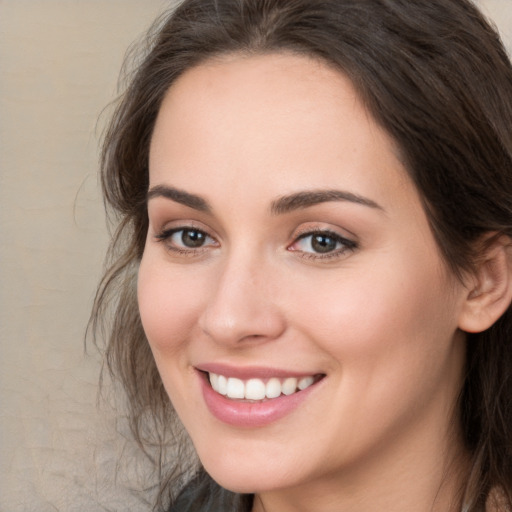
270, 189, 383, 215
147, 184, 212, 213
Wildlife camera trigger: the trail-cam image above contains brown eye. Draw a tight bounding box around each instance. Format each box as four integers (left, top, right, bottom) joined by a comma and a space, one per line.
310, 234, 338, 253
155, 227, 217, 252
180, 229, 207, 248
290, 230, 357, 258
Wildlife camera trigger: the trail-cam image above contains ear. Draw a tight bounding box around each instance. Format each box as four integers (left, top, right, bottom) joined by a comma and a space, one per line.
458, 235, 512, 333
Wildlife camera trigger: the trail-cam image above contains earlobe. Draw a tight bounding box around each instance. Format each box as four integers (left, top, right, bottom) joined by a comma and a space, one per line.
458, 236, 512, 333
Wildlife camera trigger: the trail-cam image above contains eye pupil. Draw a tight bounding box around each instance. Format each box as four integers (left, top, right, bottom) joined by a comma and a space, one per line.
182, 229, 205, 248
311, 234, 337, 253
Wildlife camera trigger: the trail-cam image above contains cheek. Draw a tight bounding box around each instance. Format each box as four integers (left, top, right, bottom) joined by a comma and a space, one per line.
137, 254, 206, 356
288, 257, 464, 454
292, 251, 459, 379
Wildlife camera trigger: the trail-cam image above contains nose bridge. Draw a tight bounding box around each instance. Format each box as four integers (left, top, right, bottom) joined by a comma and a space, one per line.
199, 246, 285, 346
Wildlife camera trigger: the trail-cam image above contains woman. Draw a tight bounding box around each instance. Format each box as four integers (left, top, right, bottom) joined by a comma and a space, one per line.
91, 0, 512, 510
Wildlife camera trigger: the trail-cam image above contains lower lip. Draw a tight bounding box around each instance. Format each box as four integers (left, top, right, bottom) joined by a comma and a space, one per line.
199, 372, 322, 428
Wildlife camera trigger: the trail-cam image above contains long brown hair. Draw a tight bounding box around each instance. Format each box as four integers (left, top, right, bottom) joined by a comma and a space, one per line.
90, 1, 512, 510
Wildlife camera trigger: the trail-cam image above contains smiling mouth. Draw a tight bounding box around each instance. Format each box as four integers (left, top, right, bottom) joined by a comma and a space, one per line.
206, 372, 325, 401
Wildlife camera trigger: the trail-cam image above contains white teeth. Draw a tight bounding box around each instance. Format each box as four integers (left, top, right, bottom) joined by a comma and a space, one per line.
226, 377, 245, 399
245, 379, 266, 400
207, 372, 318, 400
209, 372, 219, 389
217, 374, 228, 395
282, 377, 298, 396
298, 376, 314, 390
265, 378, 281, 399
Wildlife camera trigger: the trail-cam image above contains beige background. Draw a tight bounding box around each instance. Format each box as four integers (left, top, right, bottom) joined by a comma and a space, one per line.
0, 1, 511, 511
0, 2, 171, 511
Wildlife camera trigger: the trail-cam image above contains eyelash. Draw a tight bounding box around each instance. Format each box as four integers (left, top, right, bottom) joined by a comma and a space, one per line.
155, 227, 217, 256
154, 226, 357, 260
290, 229, 358, 260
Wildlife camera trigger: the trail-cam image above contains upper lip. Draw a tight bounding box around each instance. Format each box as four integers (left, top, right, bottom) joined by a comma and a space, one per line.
195, 362, 323, 380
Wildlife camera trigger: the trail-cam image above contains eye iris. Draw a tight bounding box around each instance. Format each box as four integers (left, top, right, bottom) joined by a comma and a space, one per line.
182, 229, 205, 248
311, 234, 337, 253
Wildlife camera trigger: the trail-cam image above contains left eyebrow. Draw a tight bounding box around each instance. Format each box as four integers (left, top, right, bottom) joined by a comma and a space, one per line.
270, 189, 384, 215
147, 184, 212, 213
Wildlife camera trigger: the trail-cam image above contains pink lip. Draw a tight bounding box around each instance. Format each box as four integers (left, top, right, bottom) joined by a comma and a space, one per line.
196, 362, 317, 380
197, 368, 324, 428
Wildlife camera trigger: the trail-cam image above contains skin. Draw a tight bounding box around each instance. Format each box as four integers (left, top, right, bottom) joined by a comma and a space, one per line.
138, 53, 474, 512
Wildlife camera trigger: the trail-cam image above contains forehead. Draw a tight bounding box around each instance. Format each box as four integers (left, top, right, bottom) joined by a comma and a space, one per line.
149, 52, 414, 213
151, 53, 370, 160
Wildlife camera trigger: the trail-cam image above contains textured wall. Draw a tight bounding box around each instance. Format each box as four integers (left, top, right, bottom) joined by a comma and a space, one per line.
0, 2, 169, 511
1, 1, 511, 511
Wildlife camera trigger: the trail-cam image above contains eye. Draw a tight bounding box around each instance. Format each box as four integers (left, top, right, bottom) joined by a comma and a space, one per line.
289, 230, 357, 258
155, 227, 217, 252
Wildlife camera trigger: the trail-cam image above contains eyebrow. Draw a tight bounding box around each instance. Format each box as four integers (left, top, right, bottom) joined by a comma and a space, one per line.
147, 184, 383, 215
147, 185, 212, 212
270, 189, 383, 215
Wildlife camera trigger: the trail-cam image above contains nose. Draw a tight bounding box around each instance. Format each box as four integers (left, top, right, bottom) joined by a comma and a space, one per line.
198, 254, 286, 347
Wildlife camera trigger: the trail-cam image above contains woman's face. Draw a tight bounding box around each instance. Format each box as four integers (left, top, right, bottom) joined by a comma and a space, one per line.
139, 54, 469, 501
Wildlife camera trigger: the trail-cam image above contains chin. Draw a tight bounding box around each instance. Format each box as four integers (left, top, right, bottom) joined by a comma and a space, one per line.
196, 444, 304, 495
204, 467, 285, 495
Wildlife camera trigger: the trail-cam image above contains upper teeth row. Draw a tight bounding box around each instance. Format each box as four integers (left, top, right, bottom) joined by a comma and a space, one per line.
209, 373, 315, 400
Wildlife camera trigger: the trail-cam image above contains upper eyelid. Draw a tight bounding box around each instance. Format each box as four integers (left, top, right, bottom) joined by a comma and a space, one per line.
292, 224, 357, 242
296, 228, 346, 239
156, 225, 216, 241
153, 219, 214, 236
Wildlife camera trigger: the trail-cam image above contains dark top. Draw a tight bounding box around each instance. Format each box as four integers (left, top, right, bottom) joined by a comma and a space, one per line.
169, 470, 253, 512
